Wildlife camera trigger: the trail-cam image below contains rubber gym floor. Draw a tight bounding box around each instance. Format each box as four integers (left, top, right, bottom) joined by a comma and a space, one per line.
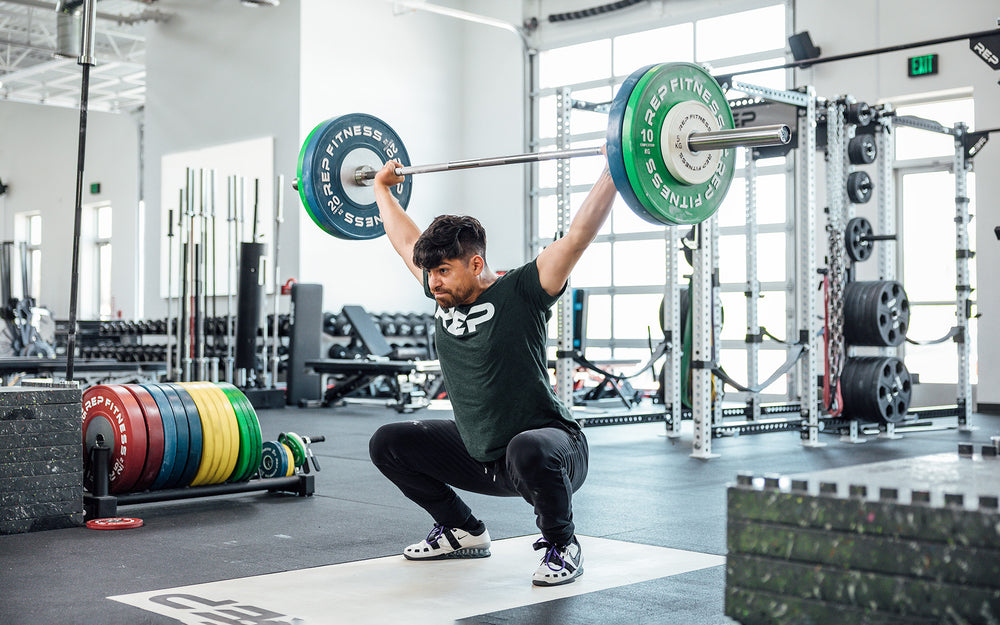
1, 402, 996, 625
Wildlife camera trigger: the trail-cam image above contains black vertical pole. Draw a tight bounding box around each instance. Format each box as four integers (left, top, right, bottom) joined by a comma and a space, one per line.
66, 0, 97, 382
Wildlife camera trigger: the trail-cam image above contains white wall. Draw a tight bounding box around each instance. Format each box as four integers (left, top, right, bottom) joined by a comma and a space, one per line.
793, 0, 1000, 407
143, 0, 301, 320
0, 100, 138, 318
298, 0, 469, 315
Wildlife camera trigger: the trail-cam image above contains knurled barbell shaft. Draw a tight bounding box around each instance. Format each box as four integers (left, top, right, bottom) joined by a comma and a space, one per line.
356, 124, 790, 183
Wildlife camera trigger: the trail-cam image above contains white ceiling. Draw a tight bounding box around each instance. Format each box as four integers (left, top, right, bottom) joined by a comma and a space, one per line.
0, 0, 169, 113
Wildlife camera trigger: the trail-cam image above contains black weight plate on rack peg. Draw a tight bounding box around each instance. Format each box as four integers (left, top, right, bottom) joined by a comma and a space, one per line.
843, 281, 909, 347
845, 217, 874, 262
847, 134, 877, 164
845, 101, 872, 126
847, 171, 873, 204
840, 356, 911, 424
297, 113, 412, 240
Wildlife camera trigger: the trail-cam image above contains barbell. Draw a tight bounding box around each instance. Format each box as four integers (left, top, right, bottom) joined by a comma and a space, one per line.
295, 62, 791, 241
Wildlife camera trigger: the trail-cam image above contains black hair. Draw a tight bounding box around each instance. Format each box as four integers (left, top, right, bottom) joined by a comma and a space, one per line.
412, 215, 487, 270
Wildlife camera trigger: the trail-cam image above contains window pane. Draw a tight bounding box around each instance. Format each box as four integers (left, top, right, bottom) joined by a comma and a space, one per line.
97, 204, 112, 239
720, 292, 745, 340
614, 23, 694, 76
717, 173, 788, 227
717, 177, 746, 228
537, 87, 614, 139
572, 242, 611, 287
901, 171, 958, 302
713, 57, 786, 92
586, 294, 611, 340
757, 232, 786, 282
895, 99, 974, 160
696, 5, 785, 61
539, 40, 612, 88
99, 244, 112, 318
718, 234, 746, 284
756, 173, 788, 224
613, 238, 666, 286
28, 215, 41, 246
612, 293, 662, 339
536, 191, 597, 241
537, 195, 557, 241
612, 196, 663, 234
29, 249, 41, 301
758, 290, 787, 337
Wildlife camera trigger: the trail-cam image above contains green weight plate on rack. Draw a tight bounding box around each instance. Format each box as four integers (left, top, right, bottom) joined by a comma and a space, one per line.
620, 62, 736, 225
220, 383, 262, 481
215, 383, 253, 483
279, 432, 307, 468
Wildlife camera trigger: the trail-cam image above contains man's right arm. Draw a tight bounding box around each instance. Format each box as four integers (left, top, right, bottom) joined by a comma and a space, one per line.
374, 160, 423, 283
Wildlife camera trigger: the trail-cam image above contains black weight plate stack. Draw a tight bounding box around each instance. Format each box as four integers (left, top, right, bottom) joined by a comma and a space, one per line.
844, 281, 909, 346
845, 217, 874, 262
847, 171, 873, 203
847, 134, 877, 164
840, 356, 911, 424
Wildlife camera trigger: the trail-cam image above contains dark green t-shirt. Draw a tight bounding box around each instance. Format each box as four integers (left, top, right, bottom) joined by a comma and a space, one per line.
424, 259, 579, 462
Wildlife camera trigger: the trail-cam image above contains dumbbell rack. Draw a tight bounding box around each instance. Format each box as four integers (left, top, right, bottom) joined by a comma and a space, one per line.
83, 441, 316, 520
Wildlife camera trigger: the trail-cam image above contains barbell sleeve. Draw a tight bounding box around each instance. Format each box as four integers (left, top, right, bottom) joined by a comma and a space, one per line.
686, 124, 790, 152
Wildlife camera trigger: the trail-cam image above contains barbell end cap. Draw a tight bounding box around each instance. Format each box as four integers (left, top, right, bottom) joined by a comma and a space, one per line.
355, 165, 376, 187
779, 125, 791, 144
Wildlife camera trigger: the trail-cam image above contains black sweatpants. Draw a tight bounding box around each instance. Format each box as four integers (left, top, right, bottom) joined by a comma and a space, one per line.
369, 419, 588, 546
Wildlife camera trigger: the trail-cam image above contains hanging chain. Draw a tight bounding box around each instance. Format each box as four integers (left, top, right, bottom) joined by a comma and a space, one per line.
825, 101, 847, 412
826, 222, 846, 408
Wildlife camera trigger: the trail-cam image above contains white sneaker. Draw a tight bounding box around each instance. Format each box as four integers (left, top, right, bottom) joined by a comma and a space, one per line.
403, 524, 491, 560
532, 536, 583, 586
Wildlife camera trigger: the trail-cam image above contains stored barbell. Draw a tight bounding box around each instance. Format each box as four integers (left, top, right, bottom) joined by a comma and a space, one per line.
295, 62, 790, 240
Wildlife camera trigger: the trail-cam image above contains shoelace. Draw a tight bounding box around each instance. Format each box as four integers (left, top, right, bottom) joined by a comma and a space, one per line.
425, 524, 446, 546
533, 538, 567, 572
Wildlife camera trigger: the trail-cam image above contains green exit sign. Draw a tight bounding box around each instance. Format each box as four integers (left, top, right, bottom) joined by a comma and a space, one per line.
89, 182, 101, 194
908, 54, 938, 77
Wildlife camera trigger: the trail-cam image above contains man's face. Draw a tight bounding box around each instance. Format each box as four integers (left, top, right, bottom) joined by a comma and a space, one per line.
427, 256, 481, 308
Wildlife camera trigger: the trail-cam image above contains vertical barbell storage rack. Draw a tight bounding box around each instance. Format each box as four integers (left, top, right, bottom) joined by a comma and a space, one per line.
554, 87, 575, 410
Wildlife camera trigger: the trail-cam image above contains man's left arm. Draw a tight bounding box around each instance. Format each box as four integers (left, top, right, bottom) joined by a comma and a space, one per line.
536, 150, 618, 297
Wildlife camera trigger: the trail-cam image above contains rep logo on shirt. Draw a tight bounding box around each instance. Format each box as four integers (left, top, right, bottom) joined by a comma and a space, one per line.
436, 303, 495, 336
